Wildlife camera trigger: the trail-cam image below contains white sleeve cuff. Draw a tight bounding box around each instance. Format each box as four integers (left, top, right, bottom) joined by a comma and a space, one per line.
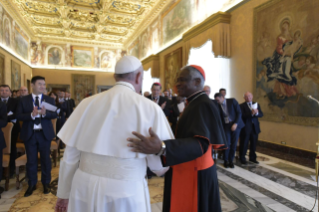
146, 154, 169, 177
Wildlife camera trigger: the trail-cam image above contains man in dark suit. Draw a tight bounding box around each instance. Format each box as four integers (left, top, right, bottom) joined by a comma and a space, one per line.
65, 91, 75, 118
16, 76, 57, 197
214, 93, 244, 168
147, 82, 170, 117
0, 85, 20, 176
239, 92, 263, 164
0, 101, 7, 195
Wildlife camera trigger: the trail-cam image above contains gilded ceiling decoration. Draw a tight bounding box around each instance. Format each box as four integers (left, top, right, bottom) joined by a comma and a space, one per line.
6, 0, 167, 48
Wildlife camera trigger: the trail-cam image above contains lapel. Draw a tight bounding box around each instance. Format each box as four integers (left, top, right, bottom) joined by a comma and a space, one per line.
226, 99, 232, 114
27, 94, 34, 110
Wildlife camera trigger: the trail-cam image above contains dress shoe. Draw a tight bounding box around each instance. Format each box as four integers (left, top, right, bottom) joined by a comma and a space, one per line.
241, 160, 247, 165
224, 161, 229, 168
24, 185, 36, 197
43, 184, 51, 194
229, 162, 234, 168
249, 160, 259, 164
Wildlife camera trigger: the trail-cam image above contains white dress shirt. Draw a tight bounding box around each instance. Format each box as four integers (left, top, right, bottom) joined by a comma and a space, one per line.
31, 93, 44, 129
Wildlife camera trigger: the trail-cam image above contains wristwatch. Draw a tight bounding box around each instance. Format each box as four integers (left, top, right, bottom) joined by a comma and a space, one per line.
156, 141, 166, 156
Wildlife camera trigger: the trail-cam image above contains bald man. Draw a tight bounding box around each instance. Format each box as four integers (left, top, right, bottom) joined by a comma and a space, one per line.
203, 85, 211, 96
19, 86, 29, 97
239, 92, 263, 164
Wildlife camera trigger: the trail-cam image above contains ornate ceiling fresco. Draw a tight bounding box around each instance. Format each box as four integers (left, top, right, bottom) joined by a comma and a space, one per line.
4, 0, 169, 48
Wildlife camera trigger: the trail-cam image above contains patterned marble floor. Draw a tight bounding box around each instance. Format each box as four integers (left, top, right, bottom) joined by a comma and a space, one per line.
0, 151, 317, 212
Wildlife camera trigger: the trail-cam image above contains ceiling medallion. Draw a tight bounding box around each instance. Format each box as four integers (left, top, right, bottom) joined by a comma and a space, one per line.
36, 27, 65, 36
110, 1, 145, 15
66, 0, 102, 10
23, 1, 59, 17
68, 9, 99, 22
30, 15, 62, 28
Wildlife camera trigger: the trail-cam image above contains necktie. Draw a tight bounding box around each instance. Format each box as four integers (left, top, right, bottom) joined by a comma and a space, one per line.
2, 99, 7, 104
35, 96, 40, 125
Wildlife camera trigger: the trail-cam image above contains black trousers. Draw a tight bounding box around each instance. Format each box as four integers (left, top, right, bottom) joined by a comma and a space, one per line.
223, 124, 241, 163
9, 123, 19, 173
239, 130, 258, 162
25, 130, 51, 186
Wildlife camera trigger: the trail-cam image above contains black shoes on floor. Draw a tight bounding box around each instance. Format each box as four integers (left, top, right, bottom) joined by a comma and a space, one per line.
24, 184, 51, 197
224, 161, 234, 168
24, 185, 36, 197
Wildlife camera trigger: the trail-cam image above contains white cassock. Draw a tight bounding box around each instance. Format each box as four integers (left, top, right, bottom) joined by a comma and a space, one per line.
56, 81, 174, 212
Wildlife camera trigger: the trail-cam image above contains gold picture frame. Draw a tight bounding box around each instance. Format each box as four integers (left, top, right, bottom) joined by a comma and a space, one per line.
71, 46, 94, 68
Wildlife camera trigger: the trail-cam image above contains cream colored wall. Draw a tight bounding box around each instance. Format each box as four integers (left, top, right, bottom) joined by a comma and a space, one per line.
0, 48, 32, 87
32, 68, 116, 95
229, 0, 317, 152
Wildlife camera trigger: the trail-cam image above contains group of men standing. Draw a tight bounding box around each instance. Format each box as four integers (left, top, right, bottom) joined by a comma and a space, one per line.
0, 79, 75, 198
203, 86, 263, 168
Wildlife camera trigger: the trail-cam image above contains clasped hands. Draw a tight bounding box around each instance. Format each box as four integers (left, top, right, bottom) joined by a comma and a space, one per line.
32, 106, 46, 117
251, 109, 258, 116
127, 127, 162, 154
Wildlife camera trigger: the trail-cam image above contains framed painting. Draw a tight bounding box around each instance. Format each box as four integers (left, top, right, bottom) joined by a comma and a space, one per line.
97, 85, 113, 93
253, 0, 319, 126
71, 74, 95, 105
0, 54, 4, 85
164, 47, 182, 90
48, 47, 63, 65
47, 84, 70, 94
14, 26, 28, 60
11, 60, 21, 90
72, 46, 94, 68
161, 0, 193, 45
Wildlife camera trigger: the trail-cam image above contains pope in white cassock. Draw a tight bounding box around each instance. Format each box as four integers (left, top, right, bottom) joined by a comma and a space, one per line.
54, 56, 174, 212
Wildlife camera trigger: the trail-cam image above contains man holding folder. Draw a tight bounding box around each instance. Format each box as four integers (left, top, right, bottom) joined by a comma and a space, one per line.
17, 76, 57, 197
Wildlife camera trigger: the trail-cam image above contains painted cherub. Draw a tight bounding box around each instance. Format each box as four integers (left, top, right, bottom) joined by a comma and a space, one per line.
283, 30, 303, 57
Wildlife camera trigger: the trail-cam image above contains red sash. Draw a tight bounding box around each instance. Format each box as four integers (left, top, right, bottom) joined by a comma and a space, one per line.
169, 143, 215, 212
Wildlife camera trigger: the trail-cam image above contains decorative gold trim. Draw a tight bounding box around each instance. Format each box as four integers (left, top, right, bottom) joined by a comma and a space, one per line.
182, 12, 231, 42
71, 46, 95, 68
66, 0, 102, 10
141, 54, 159, 65
109, 1, 145, 15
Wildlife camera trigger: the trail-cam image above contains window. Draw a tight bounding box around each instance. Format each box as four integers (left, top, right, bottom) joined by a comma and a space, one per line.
142, 68, 159, 94
188, 40, 230, 98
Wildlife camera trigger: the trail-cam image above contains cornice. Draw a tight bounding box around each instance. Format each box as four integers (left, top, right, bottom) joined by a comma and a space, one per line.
141, 54, 159, 65
182, 12, 231, 42
34, 37, 123, 49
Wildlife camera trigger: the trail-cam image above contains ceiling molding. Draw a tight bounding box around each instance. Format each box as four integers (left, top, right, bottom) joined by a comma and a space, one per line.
182, 12, 231, 42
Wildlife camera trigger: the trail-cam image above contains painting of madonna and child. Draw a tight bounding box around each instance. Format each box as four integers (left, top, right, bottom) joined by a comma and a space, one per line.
255, 0, 319, 125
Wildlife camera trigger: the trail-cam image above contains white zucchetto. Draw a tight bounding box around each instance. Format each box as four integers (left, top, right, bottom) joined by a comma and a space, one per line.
115, 55, 142, 74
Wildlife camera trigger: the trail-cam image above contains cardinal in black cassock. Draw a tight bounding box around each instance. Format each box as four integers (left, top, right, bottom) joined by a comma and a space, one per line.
128, 65, 227, 212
